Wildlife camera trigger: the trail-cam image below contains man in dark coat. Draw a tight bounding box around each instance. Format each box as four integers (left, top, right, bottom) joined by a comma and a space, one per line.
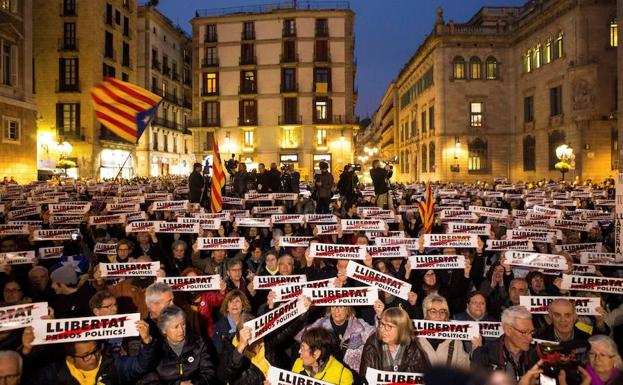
188, 162, 204, 203
267, 163, 282, 192
314, 161, 334, 214
369, 159, 393, 209
233, 163, 249, 198
256, 163, 269, 193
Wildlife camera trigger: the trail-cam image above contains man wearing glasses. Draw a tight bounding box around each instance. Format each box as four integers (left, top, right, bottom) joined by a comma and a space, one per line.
471, 305, 539, 382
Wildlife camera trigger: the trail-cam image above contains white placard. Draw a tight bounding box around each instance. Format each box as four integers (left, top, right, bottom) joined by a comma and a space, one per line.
560, 274, 623, 294
33, 229, 77, 241
32, 313, 140, 345
504, 251, 568, 271
177, 217, 221, 230
152, 200, 188, 211
447, 222, 491, 236
486, 239, 534, 252
99, 262, 160, 277
124, 221, 161, 233
38, 246, 64, 259
125, 211, 148, 222
346, 261, 411, 300
507, 229, 556, 243
271, 193, 299, 201
0, 302, 48, 332
375, 237, 420, 250
93, 243, 117, 255
49, 215, 84, 225
304, 214, 337, 223
252, 275, 307, 290
252, 206, 285, 215
555, 243, 602, 255
478, 322, 504, 339
7, 206, 41, 219
519, 296, 600, 315
157, 275, 221, 291
440, 209, 478, 221
244, 193, 273, 201
49, 203, 90, 215
271, 214, 305, 224
309, 243, 366, 260
412, 319, 479, 340
197, 237, 245, 250
469, 206, 509, 219
365, 368, 424, 385
423, 234, 478, 248
302, 287, 378, 306
408, 255, 465, 270
549, 219, 596, 232
234, 217, 272, 227
272, 278, 335, 303
89, 214, 127, 226
0, 224, 29, 236
340, 219, 386, 232
144, 193, 172, 201
315, 224, 339, 235
268, 366, 334, 385
244, 299, 307, 343
155, 222, 200, 233
279, 236, 313, 247
366, 245, 408, 258
106, 203, 140, 213
579, 252, 623, 265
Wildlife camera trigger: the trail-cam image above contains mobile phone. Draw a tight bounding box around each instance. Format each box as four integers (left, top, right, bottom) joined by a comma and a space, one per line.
540, 374, 557, 385
71, 229, 79, 241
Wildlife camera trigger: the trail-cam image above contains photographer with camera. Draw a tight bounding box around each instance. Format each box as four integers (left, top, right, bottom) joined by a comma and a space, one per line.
281, 164, 300, 193
337, 164, 358, 213
225, 154, 239, 181
370, 159, 393, 210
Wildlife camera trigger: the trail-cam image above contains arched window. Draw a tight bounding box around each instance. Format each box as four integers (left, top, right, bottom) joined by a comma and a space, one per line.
554, 32, 563, 59
544, 39, 552, 64
523, 135, 536, 171
548, 130, 565, 170
421, 145, 428, 173
468, 138, 488, 172
453, 56, 466, 80
429, 142, 436, 172
533, 44, 542, 69
485, 57, 498, 80
523, 50, 532, 73
469, 57, 482, 79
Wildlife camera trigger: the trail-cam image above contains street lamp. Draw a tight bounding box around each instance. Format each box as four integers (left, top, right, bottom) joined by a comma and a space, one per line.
555, 144, 574, 181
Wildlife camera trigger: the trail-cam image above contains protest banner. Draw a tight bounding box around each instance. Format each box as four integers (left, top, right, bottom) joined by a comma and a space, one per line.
340, 219, 386, 232
532, 205, 563, 218
105, 203, 140, 213
124, 221, 161, 233
315, 224, 339, 235
486, 239, 534, 252
113, 195, 145, 204
412, 319, 479, 340
304, 214, 337, 224
468, 206, 509, 219
408, 255, 465, 270
0, 302, 48, 332
549, 219, 596, 232
272, 278, 335, 303
365, 368, 424, 385
49, 215, 84, 226
177, 217, 221, 230
572, 264, 598, 275
555, 243, 602, 255
447, 222, 491, 236
271, 214, 305, 224
519, 296, 600, 315
223, 209, 251, 219
244, 299, 307, 343
478, 322, 504, 339
366, 231, 405, 241
252, 206, 286, 215
252, 275, 307, 290
268, 366, 334, 385
157, 275, 221, 291
375, 237, 420, 250
125, 211, 148, 222
271, 193, 299, 201
27, 196, 59, 205
32, 313, 141, 345
7, 206, 41, 219
244, 193, 273, 201
579, 252, 623, 265
32, 229, 77, 241
309, 243, 366, 260
514, 218, 550, 228
0, 224, 29, 236
366, 245, 408, 258
88, 214, 127, 226
155, 222, 200, 234
195, 212, 231, 222
504, 251, 569, 271
439, 210, 478, 221
397, 205, 419, 213
38, 246, 64, 259
197, 237, 245, 250
279, 236, 313, 248
423, 234, 479, 248
357, 206, 384, 216
152, 200, 188, 211
93, 243, 117, 255
302, 287, 379, 306
8, 220, 42, 230
49, 203, 90, 215
346, 261, 411, 300
99, 262, 160, 277
560, 274, 623, 295
144, 193, 171, 201
234, 217, 272, 227
507, 229, 556, 243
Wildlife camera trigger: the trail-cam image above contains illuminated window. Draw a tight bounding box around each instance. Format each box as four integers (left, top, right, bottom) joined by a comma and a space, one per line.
523, 50, 532, 73
544, 40, 552, 64
282, 128, 296, 148
244, 130, 254, 147
534, 44, 542, 69
316, 129, 327, 146
453, 56, 465, 79
469, 57, 481, 79
315, 100, 328, 120
203, 73, 217, 94
485, 57, 498, 80
468, 138, 487, 172
611, 20, 618, 47
553, 32, 563, 59
470, 102, 483, 127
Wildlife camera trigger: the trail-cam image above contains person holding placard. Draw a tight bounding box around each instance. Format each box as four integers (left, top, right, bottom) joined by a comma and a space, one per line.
213, 289, 252, 354
292, 327, 354, 385
359, 307, 430, 375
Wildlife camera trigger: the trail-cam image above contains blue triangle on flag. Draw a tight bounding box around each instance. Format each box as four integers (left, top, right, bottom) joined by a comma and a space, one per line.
135, 101, 161, 143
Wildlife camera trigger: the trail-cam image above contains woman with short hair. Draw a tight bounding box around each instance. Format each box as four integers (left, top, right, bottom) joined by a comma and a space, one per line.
213, 289, 252, 354
583, 334, 623, 385
141, 305, 216, 385
359, 307, 430, 375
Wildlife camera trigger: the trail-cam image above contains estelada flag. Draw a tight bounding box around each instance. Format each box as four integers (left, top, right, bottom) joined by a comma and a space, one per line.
210, 140, 225, 213
90, 78, 162, 143
418, 183, 435, 234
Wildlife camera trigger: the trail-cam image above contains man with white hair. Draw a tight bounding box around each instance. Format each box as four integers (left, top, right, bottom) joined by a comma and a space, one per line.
144, 281, 174, 341
471, 305, 539, 382
0, 350, 21, 385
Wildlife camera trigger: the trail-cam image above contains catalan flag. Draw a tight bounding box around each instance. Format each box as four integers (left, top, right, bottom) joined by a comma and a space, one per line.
418, 183, 435, 234
90, 78, 162, 143
210, 140, 225, 213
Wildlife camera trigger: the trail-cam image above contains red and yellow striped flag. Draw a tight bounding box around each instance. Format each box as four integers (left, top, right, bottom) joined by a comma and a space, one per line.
210, 140, 225, 213
418, 183, 435, 233
90, 77, 162, 143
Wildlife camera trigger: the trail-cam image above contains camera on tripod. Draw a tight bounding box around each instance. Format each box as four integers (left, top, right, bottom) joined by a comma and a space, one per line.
225, 154, 239, 176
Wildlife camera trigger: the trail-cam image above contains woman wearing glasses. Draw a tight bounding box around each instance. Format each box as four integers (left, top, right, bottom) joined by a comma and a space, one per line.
581, 335, 622, 385
416, 294, 479, 369
359, 307, 430, 375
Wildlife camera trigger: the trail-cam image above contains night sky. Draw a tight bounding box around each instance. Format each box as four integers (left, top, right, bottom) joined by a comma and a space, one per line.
156, 0, 527, 118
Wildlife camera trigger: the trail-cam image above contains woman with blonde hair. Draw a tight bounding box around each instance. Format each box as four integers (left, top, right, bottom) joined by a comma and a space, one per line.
212, 289, 252, 354
359, 307, 430, 375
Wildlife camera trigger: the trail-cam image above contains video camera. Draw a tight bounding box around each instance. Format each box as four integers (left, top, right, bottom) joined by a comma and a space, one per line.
225, 155, 239, 176
353, 164, 362, 172
537, 341, 588, 385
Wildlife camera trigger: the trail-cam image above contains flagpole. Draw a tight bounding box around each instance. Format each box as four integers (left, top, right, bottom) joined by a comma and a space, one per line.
97, 152, 132, 214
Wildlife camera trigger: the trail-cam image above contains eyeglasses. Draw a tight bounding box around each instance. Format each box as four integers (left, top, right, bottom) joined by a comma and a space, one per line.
589, 352, 616, 360
427, 309, 449, 317
510, 324, 535, 337
0, 373, 20, 385
379, 321, 396, 331
74, 348, 100, 361
98, 302, 118, 309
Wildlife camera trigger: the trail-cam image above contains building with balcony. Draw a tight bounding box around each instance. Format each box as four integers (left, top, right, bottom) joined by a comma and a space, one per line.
136, 5, 193, 177
365, 0, 617, 183
190, 1, 357, 180
0, 0, 37, 183
33, 0, 138, 179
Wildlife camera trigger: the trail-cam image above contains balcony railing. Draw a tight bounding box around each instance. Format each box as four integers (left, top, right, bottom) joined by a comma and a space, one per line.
59, 1, 77, 16
104, 49, 116, 61
56, 80, 81, 93
238, 116, 257, 126
152, 117, 186, 131
281, 82, 298, 93
190, 118, 220, 127
280, 53, 299, 63
58, 38, 78, 51
239, 84, 257, 94
122, 58, 132, 68
164, 91, 178, 104
151, 86, 163, 96
201, 58, 219, 67
172, 72, 179, 81
239, 55, 256, 65
315, 27, 329, 37
201, 89, 218, 96
313, 115, 358, 125
56, 127, 85, 141
152, 59, 161, 71
204, 34, 218, 43
241, 31, 255, 40
196, 2, 350, 17
314, 52, 331, 62
279, 115, 302, 125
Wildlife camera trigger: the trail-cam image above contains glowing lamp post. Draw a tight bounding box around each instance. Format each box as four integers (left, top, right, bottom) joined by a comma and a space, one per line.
555, 144, 574, 181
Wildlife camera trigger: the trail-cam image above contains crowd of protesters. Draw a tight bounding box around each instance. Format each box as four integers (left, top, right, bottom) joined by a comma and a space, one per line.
0, 163, 621, 385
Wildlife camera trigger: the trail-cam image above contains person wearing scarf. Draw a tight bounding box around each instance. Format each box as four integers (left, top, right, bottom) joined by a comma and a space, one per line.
579, 335, 623, 385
